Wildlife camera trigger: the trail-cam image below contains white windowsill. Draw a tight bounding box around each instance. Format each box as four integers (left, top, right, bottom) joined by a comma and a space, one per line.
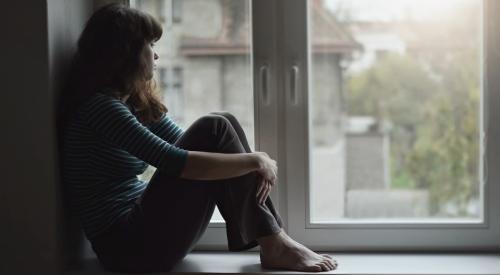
67, 251, 500, 275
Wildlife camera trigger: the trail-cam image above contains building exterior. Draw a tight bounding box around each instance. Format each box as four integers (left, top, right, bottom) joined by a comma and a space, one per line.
134, 0, 432, 220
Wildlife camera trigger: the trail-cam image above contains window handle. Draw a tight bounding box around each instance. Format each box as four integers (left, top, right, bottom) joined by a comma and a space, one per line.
289, 65, 299, 105
260, 64, 270, 106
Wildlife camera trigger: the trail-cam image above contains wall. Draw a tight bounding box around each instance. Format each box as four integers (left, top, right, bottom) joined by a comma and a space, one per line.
0, 1, 94, 273
48, 0, 96, 270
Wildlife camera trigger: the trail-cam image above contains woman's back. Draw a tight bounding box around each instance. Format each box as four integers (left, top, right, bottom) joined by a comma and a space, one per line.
61, 92, 184, 240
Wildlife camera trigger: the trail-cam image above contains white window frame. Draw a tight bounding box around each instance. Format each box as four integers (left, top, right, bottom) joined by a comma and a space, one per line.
283, 0, 500, 251
195, 0, 283, 251
128, 0, 500, 251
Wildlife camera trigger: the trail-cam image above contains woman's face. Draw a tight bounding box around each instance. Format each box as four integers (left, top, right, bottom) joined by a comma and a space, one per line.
141, 40, 159, 80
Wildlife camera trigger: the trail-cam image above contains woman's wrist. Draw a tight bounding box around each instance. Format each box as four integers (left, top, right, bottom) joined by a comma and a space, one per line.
250, 152, 263, 172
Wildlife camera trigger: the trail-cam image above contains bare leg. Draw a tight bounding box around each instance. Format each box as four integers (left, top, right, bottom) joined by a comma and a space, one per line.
211, 112, 338, 272
257, 229, 337, 272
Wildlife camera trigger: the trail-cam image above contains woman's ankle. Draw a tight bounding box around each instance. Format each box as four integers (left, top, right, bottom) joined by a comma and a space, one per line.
256, 228, 284, 250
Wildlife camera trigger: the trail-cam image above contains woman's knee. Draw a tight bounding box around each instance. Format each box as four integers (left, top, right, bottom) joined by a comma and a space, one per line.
192, 114, 232, 132
209, 112, 244, 134
210, 111, 237, 123
186, 114, 237, 145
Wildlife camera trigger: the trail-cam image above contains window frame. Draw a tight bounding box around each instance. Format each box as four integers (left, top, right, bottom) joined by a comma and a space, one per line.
195, 0, 284, 251
283, 0, 500, 251
128, 0, 500, 251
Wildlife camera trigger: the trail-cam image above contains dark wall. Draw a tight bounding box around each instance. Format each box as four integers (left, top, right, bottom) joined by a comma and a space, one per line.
0, 0, 93, 273
0, 1, 58, 273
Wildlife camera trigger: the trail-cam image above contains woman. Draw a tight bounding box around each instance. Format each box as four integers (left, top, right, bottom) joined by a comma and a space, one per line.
59, 3, 337, 273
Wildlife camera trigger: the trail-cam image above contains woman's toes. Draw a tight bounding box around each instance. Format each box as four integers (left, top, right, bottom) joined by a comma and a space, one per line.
325, 263, 333, 271
324, 256, 337, 265
321, 261, 331, 271
322, 254, 333, 259
318, 262, 329, 271
328, 260, 337, 270
305, 264, 322, 272
321, 256, 336, 268
323, 259, 334, 270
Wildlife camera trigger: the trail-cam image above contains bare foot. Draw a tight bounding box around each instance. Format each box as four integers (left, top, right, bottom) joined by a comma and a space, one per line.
257, 229, 338, 272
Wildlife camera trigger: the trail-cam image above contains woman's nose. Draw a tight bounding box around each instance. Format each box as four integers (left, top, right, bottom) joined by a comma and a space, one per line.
154, 52, 159, 60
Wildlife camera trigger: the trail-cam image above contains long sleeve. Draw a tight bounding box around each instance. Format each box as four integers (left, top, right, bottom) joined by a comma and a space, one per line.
147, 113, 184, 144
79, 93, 188, 178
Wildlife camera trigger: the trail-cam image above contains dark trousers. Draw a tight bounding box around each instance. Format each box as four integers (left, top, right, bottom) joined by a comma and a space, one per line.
90, 112, 283, 273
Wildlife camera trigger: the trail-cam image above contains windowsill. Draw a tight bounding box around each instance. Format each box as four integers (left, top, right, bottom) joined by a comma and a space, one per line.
67, 251, 500, 275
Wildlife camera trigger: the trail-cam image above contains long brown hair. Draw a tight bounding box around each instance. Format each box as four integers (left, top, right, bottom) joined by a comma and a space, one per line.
58, 3, 167, 133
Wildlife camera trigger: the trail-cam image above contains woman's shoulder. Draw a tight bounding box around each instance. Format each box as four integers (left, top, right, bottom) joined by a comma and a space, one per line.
80, 90, 127, 110
88, 89, 122, 102
73, 90, 133, 122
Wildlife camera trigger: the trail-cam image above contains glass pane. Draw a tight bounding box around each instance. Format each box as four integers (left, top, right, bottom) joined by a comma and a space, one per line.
309, 0, 482, 222
134, 0, 254, 223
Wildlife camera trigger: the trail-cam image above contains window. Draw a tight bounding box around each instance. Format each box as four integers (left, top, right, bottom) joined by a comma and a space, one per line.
133, 0, 254, 229
158, 67, 184, 122
172, 0, 182, 23
310, 0, 483, 222
134, 0, 500, 251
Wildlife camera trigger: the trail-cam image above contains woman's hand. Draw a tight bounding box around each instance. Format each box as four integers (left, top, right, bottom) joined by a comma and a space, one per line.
254, 152, 278, 205
256, 177, 274, 205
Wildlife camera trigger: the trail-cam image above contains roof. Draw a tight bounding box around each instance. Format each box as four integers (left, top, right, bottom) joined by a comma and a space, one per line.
180, 0, 361, 56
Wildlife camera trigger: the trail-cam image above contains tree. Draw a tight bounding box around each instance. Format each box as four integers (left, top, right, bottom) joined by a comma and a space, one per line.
346, 53, 436, 190
346, 51, 480, 217
406, 52, 480, 216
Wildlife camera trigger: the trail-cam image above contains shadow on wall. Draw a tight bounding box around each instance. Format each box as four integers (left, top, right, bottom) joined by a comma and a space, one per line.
51, 0, 103, 270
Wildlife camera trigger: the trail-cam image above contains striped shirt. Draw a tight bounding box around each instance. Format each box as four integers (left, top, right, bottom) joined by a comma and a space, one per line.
62, 92, 188, 240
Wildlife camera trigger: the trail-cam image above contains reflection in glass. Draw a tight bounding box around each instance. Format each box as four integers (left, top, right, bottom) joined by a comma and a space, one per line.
309, 0, 481, 222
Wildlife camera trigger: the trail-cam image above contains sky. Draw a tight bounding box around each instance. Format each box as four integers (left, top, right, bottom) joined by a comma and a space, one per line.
324, 0, 479, 22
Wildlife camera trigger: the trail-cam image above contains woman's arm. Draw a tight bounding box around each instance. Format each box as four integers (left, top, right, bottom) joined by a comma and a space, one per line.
147, 113, 184, 144
81, 93, 188, 177
180, 151, 277, 183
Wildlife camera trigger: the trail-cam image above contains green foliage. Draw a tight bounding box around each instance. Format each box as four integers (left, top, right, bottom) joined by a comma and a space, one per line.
346, 52, 480, 217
